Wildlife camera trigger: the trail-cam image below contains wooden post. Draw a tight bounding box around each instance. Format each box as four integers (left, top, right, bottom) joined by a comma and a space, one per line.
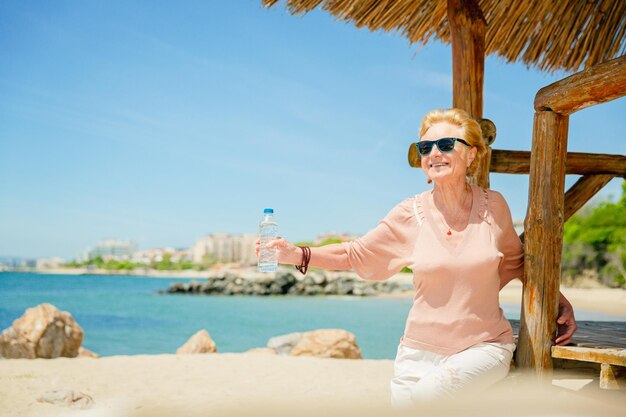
535, 55, 626, 115
517, 111, 569, 372
447, 0, 489, 188
477, 118, 495, 189
600, 363, 626, 390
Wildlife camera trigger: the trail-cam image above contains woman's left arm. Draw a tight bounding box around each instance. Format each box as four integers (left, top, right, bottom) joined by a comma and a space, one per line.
491, 191, 577, 345
490, 191, 524, 289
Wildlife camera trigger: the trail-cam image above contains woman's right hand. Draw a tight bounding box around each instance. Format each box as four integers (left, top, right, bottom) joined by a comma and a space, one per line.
255, 237, 303, 265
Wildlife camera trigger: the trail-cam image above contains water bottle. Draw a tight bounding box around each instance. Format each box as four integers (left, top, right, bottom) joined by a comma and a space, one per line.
258, 208, 278, 273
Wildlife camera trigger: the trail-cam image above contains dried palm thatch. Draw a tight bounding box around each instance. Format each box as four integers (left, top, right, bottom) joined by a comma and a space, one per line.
262, 0, 626, 73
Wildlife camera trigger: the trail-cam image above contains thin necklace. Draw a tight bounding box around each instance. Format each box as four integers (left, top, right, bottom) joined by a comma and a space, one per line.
433, 186, 471, 236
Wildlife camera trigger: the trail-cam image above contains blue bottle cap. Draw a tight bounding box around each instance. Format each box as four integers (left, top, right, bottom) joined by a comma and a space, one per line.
263, 208, 274, 213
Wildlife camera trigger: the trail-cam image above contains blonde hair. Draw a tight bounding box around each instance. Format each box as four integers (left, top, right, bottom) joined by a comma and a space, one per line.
418, 108, 486, 178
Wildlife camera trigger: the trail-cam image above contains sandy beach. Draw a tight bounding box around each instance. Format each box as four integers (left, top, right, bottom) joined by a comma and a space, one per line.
0, 354, 393, 416
1, 353, 625, 417
498, 281, 626, 317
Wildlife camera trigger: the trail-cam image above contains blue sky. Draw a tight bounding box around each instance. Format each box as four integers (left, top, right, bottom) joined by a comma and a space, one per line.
1, 1, 624, 260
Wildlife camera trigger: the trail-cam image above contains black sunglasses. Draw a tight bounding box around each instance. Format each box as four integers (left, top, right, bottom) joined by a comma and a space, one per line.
415, 137, 472, 156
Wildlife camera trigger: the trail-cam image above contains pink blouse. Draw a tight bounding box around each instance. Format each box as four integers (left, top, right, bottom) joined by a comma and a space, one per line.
342, 185, 524, 355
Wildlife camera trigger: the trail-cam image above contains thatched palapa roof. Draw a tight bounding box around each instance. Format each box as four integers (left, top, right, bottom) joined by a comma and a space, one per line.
262, 0, 626, 73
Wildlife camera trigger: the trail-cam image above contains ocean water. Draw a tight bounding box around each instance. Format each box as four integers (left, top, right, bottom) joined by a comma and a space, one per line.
0, 272, 623, 359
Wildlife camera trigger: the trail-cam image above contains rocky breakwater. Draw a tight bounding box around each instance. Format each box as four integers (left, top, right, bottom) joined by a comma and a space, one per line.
161, 270, 409, 296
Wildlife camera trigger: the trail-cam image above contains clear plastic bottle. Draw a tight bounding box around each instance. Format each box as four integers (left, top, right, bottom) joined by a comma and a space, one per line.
258, 208, 278, 273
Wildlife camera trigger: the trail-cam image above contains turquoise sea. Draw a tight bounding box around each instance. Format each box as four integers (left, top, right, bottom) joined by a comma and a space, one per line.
1, 272, 623, 359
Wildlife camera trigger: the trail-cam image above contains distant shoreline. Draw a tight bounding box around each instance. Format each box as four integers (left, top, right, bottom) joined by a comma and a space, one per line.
1, 267, 240, 279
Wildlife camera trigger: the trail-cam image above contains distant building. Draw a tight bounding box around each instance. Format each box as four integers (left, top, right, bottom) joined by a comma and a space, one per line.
36, 257, 67, 269
18, 259, 37, 268
0, 257, 20, 268
83, 239, 138, 261
131, 247, 192, 264
0, 257, 36, 269
191, 233, 257, 265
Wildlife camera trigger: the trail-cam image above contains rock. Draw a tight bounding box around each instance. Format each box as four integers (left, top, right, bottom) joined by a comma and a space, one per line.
353, 284, 377, 296
224, 272, 238, 283
270, 271, 297, 294
288, 282, 307, 295
78, 347, 100, 358
361, 287, 378, 296
336, 280, 355, 295
166, 282, 186, 293
290, 329, 361, 359
251, 284, 270, 295
189, 281, 203, 293
323, 282, 338, 295
210, 278, 227, 293
303, 285, 324, 296
0, 304, 83, 359
228, 283, 243, 295
200, 282, 213, 294
310, 272, 327, 286
0, 327, 34, 358
176, 330, 217, 354
37, 390, 94, 409
267, 332, 303, 355
244, 348, 277, 355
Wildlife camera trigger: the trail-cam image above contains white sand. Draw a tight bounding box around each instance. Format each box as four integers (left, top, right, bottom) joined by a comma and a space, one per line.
498, 281, 626, 317
1, 354, 624, 417
0, 354, 392, 416
386, 274, 626, 317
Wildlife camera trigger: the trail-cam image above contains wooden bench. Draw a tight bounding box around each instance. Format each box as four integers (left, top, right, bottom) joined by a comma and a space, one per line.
552, 346, 626, 389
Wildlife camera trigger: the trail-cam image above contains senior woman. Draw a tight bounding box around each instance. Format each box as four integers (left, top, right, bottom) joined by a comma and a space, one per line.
264, 108, 577, 404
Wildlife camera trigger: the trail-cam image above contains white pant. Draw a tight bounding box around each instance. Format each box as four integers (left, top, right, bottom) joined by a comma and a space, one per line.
390, 342, 516, 406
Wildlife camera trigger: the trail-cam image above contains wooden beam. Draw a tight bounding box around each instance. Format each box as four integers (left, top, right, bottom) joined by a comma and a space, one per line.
535, 55, 626, 115
563, 175, 615, 220
517, 111, 569, 372
551, 346, 626, 366
490, 150, 529, 174
489, 150, 626, 176
552, 346, 626, 390
448, 0, 488, 188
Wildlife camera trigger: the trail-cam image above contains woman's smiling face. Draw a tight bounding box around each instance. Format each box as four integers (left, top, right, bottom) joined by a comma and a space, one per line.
420, 122, 476, 184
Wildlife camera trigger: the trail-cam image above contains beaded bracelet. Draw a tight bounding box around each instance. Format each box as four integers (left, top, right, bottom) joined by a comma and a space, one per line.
295, 246, 311, 275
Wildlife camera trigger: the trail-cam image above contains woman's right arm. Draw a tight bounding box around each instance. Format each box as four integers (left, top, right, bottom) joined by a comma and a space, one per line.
260, 198, 416, 279
267, 239, 351, 270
